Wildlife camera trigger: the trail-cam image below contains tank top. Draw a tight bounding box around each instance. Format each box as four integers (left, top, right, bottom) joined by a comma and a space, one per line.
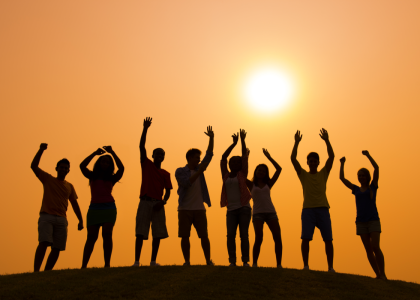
90, 180, 115, 204
251, 184, 276, 214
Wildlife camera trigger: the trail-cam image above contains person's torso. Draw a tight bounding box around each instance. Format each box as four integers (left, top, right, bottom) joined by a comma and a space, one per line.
140, 159, 169, 200
178, 170, 205, 210
354, 185, 379, 222
251, 184, 276, 214
90, 180, 115, 204
299, 168, 330, 208
41, 174, 73, 217
226, 176, 250, 211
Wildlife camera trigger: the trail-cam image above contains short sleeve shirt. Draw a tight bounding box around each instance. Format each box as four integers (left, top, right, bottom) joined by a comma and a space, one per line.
140, 158, 173, 201
352, 184, 379, 223
37, 169, 78, 218
298, 167, 330, 209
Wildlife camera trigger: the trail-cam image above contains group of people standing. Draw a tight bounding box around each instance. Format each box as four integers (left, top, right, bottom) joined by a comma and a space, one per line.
31, 117, 387, 280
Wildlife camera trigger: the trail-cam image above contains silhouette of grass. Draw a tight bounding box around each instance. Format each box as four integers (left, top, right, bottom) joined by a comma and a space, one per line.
1, 266, 419, 299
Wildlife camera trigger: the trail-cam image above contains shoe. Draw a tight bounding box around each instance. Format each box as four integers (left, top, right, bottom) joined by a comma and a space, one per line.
183, 262, 190, 266
243, 263, 250, 267
132, 262, 139, 267
206, 260, 215, 266
150, 261, 161, 266
229, 263, 236, 267
252, 264, 258, 268
303, 266, 310, 270
328, 268, 336, 273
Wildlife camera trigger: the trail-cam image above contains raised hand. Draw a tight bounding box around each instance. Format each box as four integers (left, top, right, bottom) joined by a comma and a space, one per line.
240, 129, 247, 140
340, 157, 346, 163
232, 133, 239, 145
40, 143, 48, 150
143, 117, 152, 129
263, 148, 272, 159
319, 128, 329, 141
103, 146, 114, 153
204, 126, 214, 138
94, 148, 106, 155
294, 130, 302, 143
362, 150, 370, 156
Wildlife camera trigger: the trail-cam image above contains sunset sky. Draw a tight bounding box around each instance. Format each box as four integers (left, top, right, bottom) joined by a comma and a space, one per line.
1, 1, 420, 283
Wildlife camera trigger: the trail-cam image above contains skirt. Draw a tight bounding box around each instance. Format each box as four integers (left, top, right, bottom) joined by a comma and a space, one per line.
87, 207, 117, 227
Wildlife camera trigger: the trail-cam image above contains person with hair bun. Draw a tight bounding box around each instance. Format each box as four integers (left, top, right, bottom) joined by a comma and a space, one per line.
80, 146, 124, 268
339, 151, 387, 280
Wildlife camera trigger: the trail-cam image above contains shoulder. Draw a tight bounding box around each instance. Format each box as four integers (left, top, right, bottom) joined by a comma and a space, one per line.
160, 169, 171, 176
141, 157, 153, 166
351, 185, 360, 194
175, 166, 188, 175
370, 183, 378, 190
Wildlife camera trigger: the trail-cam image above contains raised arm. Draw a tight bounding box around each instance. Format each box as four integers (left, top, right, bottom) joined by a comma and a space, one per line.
103, 146, 125, 183
240, 129, 247, 156
140, 117, 152, 163
291, 131, 302, 175
320, 128, 334, 174
362, 150, 379, 187
339, 157, 354, 190
31, 143, 48, 177
221, 133, 238, 178
263, 149, 282, 188
80, 148, 105, 179
205, 126, 214, 154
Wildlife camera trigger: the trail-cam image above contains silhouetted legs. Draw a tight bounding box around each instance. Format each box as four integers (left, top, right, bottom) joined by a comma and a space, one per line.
34, 242, 60, 272
227, 207, 251, 264
301, 239, 310, 267
267, 220, 283, 267
201, 236, 211, 263
325, 240, 334, 270
82, 223, 114, 268
252, 221, 264, 265
181, 236, 211, 264
135, 235, 144, 262
151, 238, 161, 262
360, 232, 386, 279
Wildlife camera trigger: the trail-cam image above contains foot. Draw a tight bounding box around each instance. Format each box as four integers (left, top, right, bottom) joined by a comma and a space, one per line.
183, 262, 190, 266
252, 264, 258, 268
379, 275, 388, 280
277, 265, 283, 269
206, 260, 215, 266
132, 262, 140, 267
229, 263, 236, 267
328, 268, 336, 273
150, 261, 161, 266
302, 265, 310, 270
243, 263, 250, 267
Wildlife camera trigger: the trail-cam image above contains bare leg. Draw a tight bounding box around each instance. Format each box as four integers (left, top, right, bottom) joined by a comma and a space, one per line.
267, 220, 282, 267
45, 248, 60, 271
34, 242, 49, 272
151, 238, 161, 262
81, 225, 100, 268
201, 236, 211, 263
181, 237, 190, 263
324, 241, 334, 270
102, 223, 114, 268
252, 221, 264, 265
360, 233, 380, 278
301, 239, 310, 267
135, 235, 144, 262
370, 232, 387, 279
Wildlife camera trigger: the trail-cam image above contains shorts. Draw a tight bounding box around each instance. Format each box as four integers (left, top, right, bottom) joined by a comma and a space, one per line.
87, 208, 117, 227
135, 198, 168, 240
252, 212, 278, 223
301, 207, 333, 241
38, 212, 68, 251
356, 220, 381, 235
178, 210, 208, 238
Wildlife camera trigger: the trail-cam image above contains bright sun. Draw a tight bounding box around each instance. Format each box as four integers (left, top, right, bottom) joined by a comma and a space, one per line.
244, 68, 294, 113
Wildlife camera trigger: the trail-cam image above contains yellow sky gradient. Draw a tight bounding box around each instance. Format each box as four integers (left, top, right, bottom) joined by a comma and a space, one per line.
1, 1, 420, 283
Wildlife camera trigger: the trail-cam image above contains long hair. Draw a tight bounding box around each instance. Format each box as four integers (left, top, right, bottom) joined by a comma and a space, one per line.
358, 168, 373, 199
252, 164, 270, 186
90, 155, 115, 183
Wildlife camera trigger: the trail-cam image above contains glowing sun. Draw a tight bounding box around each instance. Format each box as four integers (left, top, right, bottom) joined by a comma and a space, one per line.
244, 68, 294, 113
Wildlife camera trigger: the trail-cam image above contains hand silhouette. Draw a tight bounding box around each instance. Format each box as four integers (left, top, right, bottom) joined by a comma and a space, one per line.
232, 133, 239, 145
319, 128, 329, 141
294, 130, 302, 142
103, 146, 114, 153
340, 157, 346, 163
263, 148, 271, 159
204, 126, 214, 138
40, 143, 48, 150
362, 150, 370, 156
94, 148, 106, 155
240, 129, 247, 140
144, 117, 152, 129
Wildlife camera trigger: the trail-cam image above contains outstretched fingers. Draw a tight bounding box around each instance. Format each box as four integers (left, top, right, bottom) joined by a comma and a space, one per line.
204, 126, 214, 137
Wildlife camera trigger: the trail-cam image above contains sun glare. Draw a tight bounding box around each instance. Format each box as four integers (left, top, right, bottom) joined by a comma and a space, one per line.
244, 68, 294, 113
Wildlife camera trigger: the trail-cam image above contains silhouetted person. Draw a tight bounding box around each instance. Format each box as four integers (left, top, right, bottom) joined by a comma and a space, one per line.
246, 149, 282, 268
175, 126, 214, 266
133, 117, 173, 267
80, 146, 124, 268
291, 129, 335, 272
220, 130, 252, 267
340, 151, 387, 280
31, 143, 83, 272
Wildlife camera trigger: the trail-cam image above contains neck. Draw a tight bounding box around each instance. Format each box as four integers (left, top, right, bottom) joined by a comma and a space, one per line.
229, 170, 238, 177
256, 179, 264, 185
56, 175, 66, 181
309, 169, 318, 174
154, 161, 162, 169
361, 183, 369, 188
187, 163, 197, 170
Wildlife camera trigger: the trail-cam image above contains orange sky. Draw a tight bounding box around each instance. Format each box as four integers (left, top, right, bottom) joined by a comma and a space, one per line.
1, 0, 420, 283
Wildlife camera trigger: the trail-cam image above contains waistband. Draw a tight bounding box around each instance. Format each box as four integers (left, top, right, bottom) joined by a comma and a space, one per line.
89, 202, 117, 210
140, 195, 161, 201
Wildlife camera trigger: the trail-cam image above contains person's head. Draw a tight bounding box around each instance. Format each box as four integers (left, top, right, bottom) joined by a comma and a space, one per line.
252, 164, 270, 185
186, 148, 202, 168
152, 148, 165, 163
307, 152, 320, 171
56, 159, 70, 178
357, 168, 371, 186
91, 155, 115, 181
228, 156, 242, 173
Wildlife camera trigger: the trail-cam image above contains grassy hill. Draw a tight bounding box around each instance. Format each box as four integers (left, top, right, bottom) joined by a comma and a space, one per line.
1, 266, 419, 299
